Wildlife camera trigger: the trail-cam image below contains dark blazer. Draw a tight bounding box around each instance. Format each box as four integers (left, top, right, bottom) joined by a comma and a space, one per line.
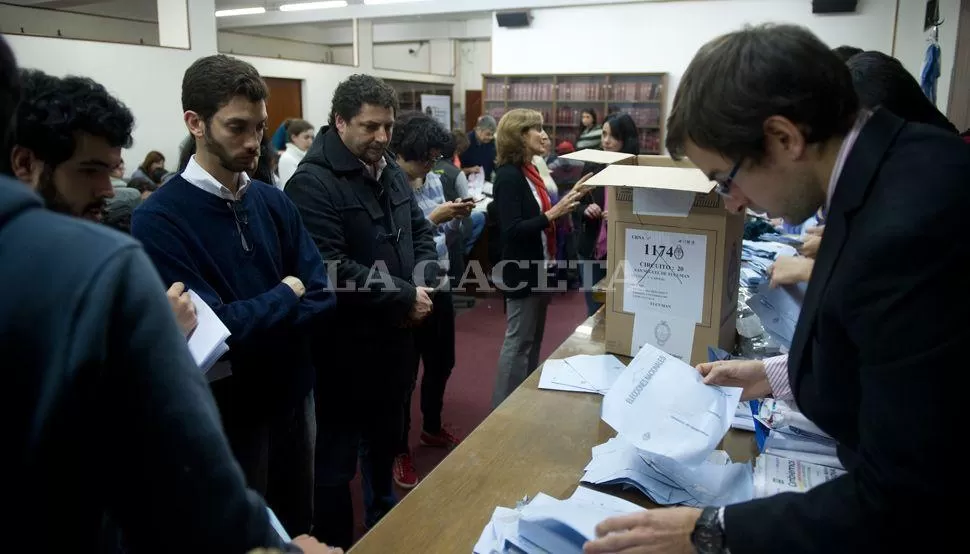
493, 163, 553, 299
724, 109, 968, 551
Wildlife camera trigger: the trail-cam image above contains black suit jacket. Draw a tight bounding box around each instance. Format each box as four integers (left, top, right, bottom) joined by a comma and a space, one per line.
725, 109, 968, 551
493, 163, 552, 298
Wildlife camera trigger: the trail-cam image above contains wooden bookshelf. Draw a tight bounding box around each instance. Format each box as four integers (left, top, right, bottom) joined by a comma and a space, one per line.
481, 72, 668, 155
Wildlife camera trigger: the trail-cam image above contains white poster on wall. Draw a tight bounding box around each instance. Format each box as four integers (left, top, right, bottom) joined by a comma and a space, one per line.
420, 94, 451, 128
624, 228, 707, 323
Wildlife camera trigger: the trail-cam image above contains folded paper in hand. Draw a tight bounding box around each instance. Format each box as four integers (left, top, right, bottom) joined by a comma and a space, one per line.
186, 290, 231, 373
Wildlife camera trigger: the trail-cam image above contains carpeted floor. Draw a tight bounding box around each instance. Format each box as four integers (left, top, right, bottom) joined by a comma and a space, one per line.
347, 289, 589, 541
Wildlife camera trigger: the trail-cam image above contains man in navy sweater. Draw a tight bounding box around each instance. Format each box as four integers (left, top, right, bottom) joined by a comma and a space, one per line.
131, 54, 335, 536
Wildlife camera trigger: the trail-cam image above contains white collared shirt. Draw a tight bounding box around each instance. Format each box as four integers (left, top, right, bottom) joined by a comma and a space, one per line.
826, 110, 872, 211
182, 155, 251, 201
362, 156, 388, 182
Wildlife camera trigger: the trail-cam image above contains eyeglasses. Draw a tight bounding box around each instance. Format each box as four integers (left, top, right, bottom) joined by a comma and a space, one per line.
714, 160, 742, 197
227, 200, 252, 253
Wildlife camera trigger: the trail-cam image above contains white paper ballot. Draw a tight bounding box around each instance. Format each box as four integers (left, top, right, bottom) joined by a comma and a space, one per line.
631, 309, 696, 361
186, 290, 231, 373
601, 343, 742, 465
562, 354, 626, 392
753, 454, 846, 498
539, 360, 600, 393
517, 490, 643, 554
633, 188, 694, 217
624, 228, 707, 322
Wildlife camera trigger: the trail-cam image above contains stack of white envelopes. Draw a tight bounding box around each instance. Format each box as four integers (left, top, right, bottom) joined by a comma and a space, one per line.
582, 343, 754, 506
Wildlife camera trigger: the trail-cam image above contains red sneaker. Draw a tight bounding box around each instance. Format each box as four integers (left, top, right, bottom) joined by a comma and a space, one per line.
393, 453, 419, 489
420, 427, 462, 448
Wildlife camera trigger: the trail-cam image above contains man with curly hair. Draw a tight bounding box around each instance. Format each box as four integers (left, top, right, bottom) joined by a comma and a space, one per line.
285, 74, 439, 548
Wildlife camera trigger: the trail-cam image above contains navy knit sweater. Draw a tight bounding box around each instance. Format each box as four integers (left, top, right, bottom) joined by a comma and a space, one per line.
132, 175, 334, 417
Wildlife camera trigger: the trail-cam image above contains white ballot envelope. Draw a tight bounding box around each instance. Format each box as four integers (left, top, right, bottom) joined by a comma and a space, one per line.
601, 343, 742, 465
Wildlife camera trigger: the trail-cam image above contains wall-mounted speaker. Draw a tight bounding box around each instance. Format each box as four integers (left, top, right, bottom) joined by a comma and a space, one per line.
496, 11, 532, 28
812, 0, 858, 14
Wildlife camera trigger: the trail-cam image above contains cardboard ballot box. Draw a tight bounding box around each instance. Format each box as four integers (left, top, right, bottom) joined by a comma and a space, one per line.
561, 150, 743, 365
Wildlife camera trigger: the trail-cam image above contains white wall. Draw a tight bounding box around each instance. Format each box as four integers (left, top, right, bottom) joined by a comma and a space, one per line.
493, 0, 900, 124
455, 39, 492, 129
4, 0, 217, 176
893, 0, 961, 113
0, 3, 159, 46
218, 31, 336, 64
374, 42, 432, 73
372, 40, 455, 76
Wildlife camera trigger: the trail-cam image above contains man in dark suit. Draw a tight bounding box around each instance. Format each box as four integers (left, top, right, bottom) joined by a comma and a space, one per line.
583, 24, 966, 554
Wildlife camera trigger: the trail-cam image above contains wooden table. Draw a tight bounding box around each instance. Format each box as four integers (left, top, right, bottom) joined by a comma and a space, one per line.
349, 310, 758, 553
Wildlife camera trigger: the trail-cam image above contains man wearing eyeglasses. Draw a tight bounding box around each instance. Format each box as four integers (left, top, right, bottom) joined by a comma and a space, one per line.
132, 55, 335, 537
583, 24, 966, 554
285, 75, 440, 549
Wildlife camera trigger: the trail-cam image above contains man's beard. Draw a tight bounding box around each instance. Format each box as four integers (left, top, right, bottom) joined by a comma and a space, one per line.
204, 130, 254, 173
37, 166, 105, 222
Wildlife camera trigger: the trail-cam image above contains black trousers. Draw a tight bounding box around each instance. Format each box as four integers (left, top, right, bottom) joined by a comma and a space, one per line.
398, 291, 457, 453
211, 383, 316, 537
312, 331, 416, 549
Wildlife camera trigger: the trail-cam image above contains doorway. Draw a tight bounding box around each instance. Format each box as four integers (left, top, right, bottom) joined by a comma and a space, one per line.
948, 0, 970, 131
465, 90, 483, 132
264, 77, 304, 136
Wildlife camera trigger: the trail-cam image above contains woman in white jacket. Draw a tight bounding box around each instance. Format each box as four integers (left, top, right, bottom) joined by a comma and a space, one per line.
276, 119, 314, 188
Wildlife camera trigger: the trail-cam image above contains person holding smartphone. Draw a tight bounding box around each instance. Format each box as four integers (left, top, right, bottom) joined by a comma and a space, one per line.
389, 113, 474, 489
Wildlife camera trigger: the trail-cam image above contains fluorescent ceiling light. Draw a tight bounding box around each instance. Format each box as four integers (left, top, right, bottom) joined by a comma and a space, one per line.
363, 0, 431, 5
215, 7, 266, 17
280, 1, 348, 11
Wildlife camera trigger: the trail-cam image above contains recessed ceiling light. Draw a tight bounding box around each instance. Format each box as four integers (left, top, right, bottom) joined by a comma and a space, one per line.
215, 7, 266, 17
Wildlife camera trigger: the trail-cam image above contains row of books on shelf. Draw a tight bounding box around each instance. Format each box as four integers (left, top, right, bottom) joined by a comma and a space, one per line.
625, 107, 662, 127
485, 81, 664, 103
612, 81, 663, 102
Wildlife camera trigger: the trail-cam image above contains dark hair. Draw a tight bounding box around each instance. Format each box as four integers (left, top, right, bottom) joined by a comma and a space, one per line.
442, 128, 469, 159
328, 74, 398, 127
0, 36, 20, 174
128, 176, 158, 194
251, 136, 278, 184
667, 24, 858, 163
847, 51, 958, 133
388, 112, 452, 162
603, 113, 639, 155
139, 150, 165, 174
182, 54, 268, 123
286, 119, 314, 141
581, 109, 598, 128
177, 134, 195, 172
832, 45, 864, 62
15, 69, 134, 169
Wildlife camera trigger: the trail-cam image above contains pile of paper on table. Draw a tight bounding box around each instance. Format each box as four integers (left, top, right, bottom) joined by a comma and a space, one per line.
757, 399, 843, 470
537, 354, 627, 395
581, 343, 754, 507
753, 454, 846, 498
473, 487, 643, 554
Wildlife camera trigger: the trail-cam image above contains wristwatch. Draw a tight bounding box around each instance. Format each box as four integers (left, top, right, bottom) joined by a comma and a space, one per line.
690, 507, 727, 554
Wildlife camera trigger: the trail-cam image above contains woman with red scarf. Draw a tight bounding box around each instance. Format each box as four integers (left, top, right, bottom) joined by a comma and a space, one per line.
490, 109, 592, 408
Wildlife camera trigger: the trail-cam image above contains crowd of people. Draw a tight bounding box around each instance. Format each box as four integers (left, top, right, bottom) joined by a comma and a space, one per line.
4, 18, 968, 553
